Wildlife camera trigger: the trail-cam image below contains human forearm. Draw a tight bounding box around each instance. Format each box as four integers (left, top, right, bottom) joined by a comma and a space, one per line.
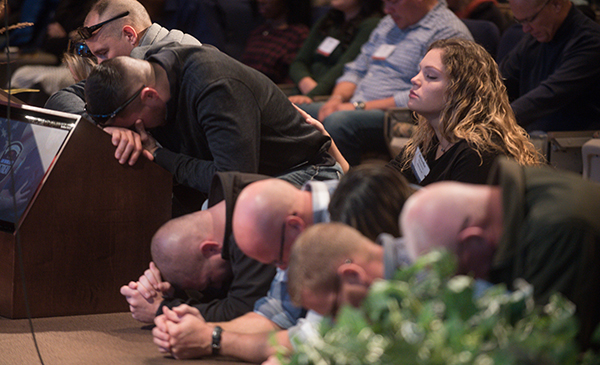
329, 81, 357, 102
293, 104, 349, 172
362, 96, 397, 110
152, 148, 216, 194
215, 312, 281, 334
154, 306, 284, 360
322, 96, 397, 122
220, 329, 292, 363
298, 77, 318, 95
169, 313, 286, 362
327, 140, 349, 173
161, 297, 252, 323
318, 82, 358, 120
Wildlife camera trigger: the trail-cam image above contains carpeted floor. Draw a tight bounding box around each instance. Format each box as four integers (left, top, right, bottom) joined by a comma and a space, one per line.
0, 312, 249, 365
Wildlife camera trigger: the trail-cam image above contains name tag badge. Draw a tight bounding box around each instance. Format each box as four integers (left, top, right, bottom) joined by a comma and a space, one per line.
372, 44, 396, 60
411, 146, 430, 183
316, 37, 341, 57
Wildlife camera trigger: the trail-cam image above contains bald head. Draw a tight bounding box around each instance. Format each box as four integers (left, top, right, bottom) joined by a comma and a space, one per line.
150, 210, 215, 289
232, 179, 310, 268
401, 182, 490, 258
400, 181, 503, 278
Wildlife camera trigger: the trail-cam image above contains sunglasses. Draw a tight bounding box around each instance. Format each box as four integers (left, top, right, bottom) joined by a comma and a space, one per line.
86, 85, 145, 126
77, 11, 129, 40
272, 220, 287, 267
67, 40, 94, 58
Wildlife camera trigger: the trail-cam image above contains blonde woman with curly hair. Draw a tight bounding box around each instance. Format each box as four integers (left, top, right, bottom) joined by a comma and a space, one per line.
387, 38, 542, 186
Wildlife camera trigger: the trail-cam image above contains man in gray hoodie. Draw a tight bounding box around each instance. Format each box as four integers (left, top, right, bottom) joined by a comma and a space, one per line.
45, 0, 201, 116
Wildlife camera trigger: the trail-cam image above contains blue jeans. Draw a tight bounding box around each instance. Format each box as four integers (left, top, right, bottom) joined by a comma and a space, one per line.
277, 163, 343, 188
201, 164, 342, 210
299, 103, 388, 166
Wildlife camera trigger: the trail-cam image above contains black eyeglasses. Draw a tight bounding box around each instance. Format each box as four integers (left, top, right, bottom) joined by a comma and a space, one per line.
67, 39, 94, 58
86, 85, 145, 126
272, 220, 287, 267
77, 11, 130, 40
513, 0, 550, 25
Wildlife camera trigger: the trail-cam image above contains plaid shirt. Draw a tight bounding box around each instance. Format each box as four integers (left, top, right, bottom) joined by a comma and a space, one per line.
241, 23, 309, 84
252, 180, 338, 329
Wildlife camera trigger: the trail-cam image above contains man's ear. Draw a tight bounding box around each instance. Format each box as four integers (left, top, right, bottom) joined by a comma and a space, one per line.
456, 226, 493, 278
337, 263, 367, 285
457, 226, 485, 245
140, 87, 160, 105
122, 25, 138, 45
286, 215, 307, 240
199, 240, 221, 258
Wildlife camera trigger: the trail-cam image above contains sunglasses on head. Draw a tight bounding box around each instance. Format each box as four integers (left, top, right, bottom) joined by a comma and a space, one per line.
77, 11, 129, 40
67, 40, 94, 58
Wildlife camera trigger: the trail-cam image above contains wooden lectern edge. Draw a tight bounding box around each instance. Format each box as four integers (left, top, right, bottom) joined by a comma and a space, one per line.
0, 93, 25, 106
0, 108, 173, 319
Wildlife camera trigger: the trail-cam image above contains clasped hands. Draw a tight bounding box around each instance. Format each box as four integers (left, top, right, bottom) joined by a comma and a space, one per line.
121, 264, 218, 360
102, 119, 157, 165
120, 261, 173, 323
153, 304, 215, 360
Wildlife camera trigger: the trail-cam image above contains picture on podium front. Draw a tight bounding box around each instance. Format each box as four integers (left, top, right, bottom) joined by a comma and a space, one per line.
0, 116, 71, 230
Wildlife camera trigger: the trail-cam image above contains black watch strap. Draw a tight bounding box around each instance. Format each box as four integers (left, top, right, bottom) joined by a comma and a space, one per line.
152, 147, 162, 160
212, 326, 223, 355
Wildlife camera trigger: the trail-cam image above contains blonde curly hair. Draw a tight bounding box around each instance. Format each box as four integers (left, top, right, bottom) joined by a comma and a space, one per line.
399, 38, 542, 171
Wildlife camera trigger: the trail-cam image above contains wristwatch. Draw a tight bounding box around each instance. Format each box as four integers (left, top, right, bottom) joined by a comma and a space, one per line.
352, 101, 366, 110
212, 326, 223, 355
152, 147, 162, 160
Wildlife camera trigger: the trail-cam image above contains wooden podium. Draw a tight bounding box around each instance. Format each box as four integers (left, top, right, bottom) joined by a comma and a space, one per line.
0, 109, 172, 318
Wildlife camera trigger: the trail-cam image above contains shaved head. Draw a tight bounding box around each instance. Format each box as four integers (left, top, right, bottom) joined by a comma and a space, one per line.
85, 0, 152, 30
232, 178, 311, 267
400, 181, 503, 278
401, 182, 488, 258
151, 210, 215, 290
233, 179, 297, 257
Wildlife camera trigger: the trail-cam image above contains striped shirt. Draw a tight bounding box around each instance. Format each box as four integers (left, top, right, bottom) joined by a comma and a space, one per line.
338, 3, 473, 106
252, 180, 338, 329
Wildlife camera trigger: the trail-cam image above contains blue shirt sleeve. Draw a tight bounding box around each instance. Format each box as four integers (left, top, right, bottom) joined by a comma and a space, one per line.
253, 268, 307, 329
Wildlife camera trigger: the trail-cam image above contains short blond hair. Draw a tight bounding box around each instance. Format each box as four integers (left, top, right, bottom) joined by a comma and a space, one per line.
88, 0, 152, 36
288, 223, 372, 307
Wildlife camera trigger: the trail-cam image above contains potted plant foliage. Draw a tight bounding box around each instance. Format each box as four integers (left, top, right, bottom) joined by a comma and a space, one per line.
283, 250, 600, 365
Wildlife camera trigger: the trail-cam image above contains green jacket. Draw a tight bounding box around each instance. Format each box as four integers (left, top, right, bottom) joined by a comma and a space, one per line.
289, 15, 381, 97
490, 157, 600, 348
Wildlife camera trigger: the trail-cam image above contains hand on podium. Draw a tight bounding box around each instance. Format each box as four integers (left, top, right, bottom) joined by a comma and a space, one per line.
102, 119, 155, 166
